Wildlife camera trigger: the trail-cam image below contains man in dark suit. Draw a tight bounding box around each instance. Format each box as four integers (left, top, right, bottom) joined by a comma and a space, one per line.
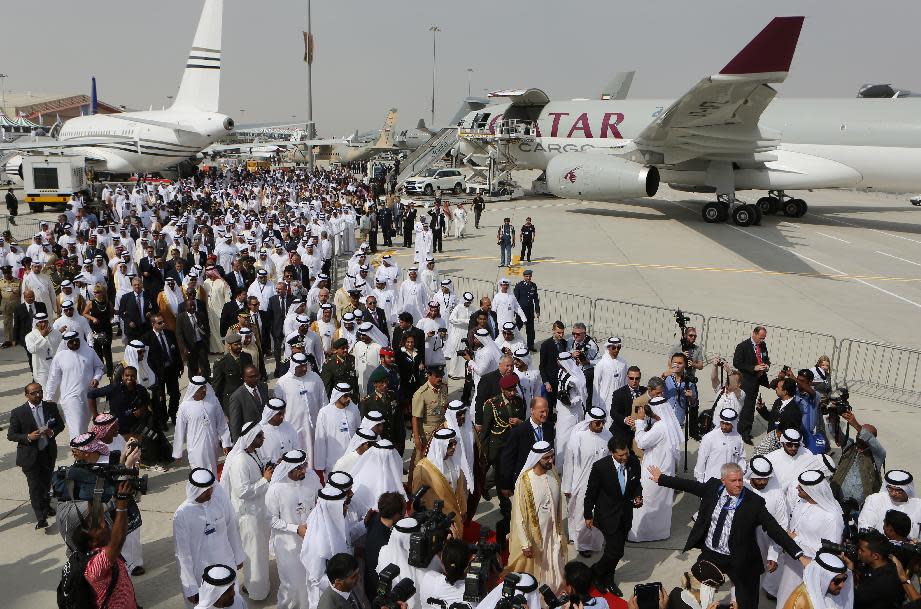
143, 314, 182, 428
176, 297, 210, 379
649, 462, 807, 609
583, 434, 643, 595
225, 259, 252, 294
165, 257, 188, 285
13, 293, 47, 372
364, 296, 389, 343
7, 383, 65, 528
499, 396, 555, 493
220, 288, 248, 339
467, 297, 498, 340
285, 253, 311, 286
268, 285, 290, 377
226, 364, 268, 441
609, 366, 645, 444
118, 277, 156, 341
756, 376, 804, 435
318, 553, 360, 609
211, 334, 254, 411
732, 326, 771, 444
539, 321, 569, 410
138, 247, 163, 296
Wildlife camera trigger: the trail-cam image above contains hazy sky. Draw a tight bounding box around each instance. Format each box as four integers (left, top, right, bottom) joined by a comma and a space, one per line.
3, 1, 920, 134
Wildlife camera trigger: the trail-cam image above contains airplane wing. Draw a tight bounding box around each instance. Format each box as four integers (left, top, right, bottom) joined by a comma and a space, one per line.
635, 16, 804, 165
204, 138, 346, 154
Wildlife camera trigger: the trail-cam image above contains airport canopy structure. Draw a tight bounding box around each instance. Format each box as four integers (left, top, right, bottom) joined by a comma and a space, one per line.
0, 92, 123, 124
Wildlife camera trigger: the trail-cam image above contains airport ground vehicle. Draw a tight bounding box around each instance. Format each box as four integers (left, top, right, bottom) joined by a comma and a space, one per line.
23, 154, 91, 212
403, 167, 465, 196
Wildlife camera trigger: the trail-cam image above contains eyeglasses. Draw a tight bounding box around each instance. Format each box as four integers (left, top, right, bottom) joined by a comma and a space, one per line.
831, 575, 848, 585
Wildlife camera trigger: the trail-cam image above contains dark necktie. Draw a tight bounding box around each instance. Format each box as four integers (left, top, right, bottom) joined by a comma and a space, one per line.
534, 425, 543, 441
28, 303, 34, 317
136, 293, 142, 312
347, 594, 361, 609
160, 332, 170, 364
711, 495, 732, 549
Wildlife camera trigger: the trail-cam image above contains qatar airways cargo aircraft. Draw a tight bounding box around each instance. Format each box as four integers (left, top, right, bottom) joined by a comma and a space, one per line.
457, 17, 921, 226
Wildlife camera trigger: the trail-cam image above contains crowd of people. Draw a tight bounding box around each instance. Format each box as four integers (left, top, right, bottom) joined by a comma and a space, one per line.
2, 163, 920, 609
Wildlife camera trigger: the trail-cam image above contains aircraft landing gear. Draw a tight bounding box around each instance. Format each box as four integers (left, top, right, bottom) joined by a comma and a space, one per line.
763, 190, 807, 218
703, 195, 759, 226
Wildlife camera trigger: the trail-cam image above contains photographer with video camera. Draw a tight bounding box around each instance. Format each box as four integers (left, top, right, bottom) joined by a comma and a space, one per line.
56, 431, 143, 560
377, 516, 433, 609
669, 314, 704, 373
842, 529, 905, 609
830, 409, 886, 510
421, 538, 472, 608
67, 480, 140, 609
541, 561, 615, 609
661, 353, 698, 431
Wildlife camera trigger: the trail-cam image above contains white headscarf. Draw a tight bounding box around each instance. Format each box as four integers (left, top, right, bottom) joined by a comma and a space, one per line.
162, 279, 184, 315
180, 376, 221, 412
803, 551, 853, 609
426, 428, 461, 488
445, 401, 474, 493
183, 467, 216, 506
885, 469, 916, 499
220, 421, 264, 492
194, 564, 236, 609
350, 440, 406, 515
357, 321, 389, 348
520, 440, 554, 475
270, 449, 308, 484
124, 340, 156, 389
557, 352, 588, 404
327, 382, 355, 410
718, 407, 741, 437
299, 487, 349, 581
648, 396, 683, 455
798, 470, 844, 518
376, 518, 432, 603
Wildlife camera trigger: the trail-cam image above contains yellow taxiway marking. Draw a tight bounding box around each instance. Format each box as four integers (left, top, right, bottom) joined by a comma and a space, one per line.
383, 251, 921, 283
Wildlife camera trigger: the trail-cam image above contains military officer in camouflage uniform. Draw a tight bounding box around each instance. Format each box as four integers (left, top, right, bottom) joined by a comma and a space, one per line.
360, 367, 405, 452
0, 265, 21, 347
320, 337, 359, 398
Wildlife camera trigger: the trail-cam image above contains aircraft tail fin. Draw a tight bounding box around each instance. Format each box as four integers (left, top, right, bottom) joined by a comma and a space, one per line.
600, 71, 635, 100
172, 0, 223, 112
446, 97, 490, 127
720, 16, 803, 77
373, 108, 398, 148
416, 118, 433, 134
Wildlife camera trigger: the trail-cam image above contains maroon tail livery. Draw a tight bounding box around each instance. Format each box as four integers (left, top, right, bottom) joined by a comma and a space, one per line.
720, 16, 804, 75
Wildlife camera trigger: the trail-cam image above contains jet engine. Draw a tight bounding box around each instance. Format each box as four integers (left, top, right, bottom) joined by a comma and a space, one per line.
546, 152, 659, 201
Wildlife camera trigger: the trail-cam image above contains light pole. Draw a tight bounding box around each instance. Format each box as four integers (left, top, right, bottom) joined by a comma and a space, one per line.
429, 26, 440, 126
305, 0, 316, 173
0, 74, 7, 113
466, 68, 473, 97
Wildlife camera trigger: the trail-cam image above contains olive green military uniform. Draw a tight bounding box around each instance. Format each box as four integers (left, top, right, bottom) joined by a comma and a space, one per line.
210, 351, 254, 411
320, 353, 359, 398
0, 277, 21, 343
479, 393, 526, 462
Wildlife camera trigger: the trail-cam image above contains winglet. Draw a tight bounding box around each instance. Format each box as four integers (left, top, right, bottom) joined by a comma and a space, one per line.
720, 16, 804, 76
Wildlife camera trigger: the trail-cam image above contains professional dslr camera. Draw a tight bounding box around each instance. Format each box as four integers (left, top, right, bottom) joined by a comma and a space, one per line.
539, 584, 575, 608
494, 573, 529, 609
373, 564, 416, 609
463, 529, 501, 603
821, 538, 858, 563
408, 486, 455, 568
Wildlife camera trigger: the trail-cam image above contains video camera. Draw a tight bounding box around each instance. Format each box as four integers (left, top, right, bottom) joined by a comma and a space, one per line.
373, 564, 416, 609
827, 387, 851, 415
408, 487, 455, 568
52, 461, 148, 503
463, 529, 501, 603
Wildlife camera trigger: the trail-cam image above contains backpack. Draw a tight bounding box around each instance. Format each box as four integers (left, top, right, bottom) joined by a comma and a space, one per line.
57, 550, 119, 609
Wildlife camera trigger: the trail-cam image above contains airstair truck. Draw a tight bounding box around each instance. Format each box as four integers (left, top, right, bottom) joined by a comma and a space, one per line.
23, 154, 89, 212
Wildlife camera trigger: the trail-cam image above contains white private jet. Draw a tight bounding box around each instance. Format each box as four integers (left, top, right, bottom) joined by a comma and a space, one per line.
1, 0, 236, 175
457, 17, 921, 226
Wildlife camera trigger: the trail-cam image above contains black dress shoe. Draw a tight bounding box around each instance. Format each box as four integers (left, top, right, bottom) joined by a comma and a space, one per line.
35, 519, 49, 530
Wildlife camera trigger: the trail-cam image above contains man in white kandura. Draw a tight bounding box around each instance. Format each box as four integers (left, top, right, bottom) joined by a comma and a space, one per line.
695, 407, 747, 483
265, 449, 322, 609
172, 376, 232, 474
563, 407, 612, 557
46, 330, 104, 440
173, 468, 245, 606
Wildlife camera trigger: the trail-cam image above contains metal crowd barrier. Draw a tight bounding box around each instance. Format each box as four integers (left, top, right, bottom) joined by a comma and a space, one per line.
1, 215, 45, 243
704, 316, 837, 376
835, 339, 921, 406
591, 298, 705, 358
